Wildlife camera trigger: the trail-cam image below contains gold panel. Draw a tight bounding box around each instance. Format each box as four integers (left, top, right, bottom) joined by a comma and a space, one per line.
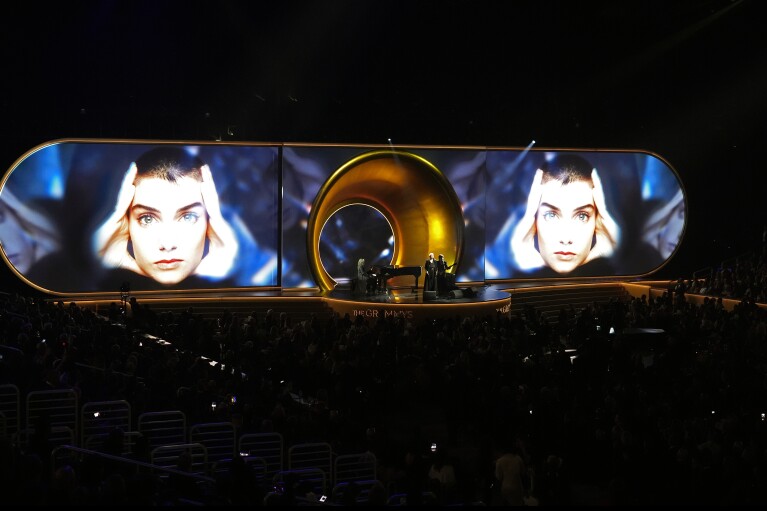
307, 151, 465, 291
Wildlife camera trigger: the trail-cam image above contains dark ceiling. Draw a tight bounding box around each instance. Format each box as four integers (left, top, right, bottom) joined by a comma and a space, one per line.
1, 0, 764, 291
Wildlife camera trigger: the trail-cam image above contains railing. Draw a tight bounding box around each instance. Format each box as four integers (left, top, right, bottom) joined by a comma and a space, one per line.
273, 467, 328, 495
333, 451, 377, 486
189, 421, 236, 466
288, 441, 333, 480
81, 399, 131, 447
51, 444, 215, 503
150, 442, 209, 476
0, 383, 20, 439
331, 478, 382, 505
25, 388, 79, 449
138, 410, 187, 450
239, 432, 284, 480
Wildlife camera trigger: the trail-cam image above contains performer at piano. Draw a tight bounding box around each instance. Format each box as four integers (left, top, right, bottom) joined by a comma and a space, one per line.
366, 263, 381, 295
424, 252, 437, 293
354, 258, 369, 296
436, 254, 454, 297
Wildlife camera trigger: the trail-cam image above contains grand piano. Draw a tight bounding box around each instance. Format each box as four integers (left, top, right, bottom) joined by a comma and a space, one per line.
369, 264, 422, 293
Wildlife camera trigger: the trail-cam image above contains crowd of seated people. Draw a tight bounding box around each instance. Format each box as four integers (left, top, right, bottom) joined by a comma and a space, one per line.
2, 256, 767, 505
684, 250, 767, 304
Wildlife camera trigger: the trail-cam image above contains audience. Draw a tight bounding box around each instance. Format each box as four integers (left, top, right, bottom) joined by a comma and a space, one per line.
2, 246, 767, 505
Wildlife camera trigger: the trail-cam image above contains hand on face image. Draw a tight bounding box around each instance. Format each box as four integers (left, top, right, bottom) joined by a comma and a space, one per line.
511, 155, 620, 275
510, 169, 546, 270
585, 168, 620, 263
190, 164, 238, 279
93, 147, 238, 286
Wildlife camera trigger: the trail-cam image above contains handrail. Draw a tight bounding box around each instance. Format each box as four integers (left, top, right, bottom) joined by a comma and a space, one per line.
51, 444, 215, 483
74, 362, 146, 383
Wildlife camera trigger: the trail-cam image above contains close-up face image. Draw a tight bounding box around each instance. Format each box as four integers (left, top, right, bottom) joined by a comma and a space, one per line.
535, 178, 596, 274
128, 175, 208, 285
0, 142, 280, 293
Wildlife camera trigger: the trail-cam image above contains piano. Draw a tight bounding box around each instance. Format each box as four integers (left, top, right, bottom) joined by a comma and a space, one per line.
371, 265, 422, 292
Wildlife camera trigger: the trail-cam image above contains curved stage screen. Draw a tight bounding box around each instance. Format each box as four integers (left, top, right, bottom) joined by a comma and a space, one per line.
0, 141, 280, 293
1, 141, 684, 294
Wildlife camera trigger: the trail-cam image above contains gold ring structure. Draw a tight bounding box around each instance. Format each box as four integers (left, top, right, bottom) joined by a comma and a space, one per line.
307, 150, 465, 291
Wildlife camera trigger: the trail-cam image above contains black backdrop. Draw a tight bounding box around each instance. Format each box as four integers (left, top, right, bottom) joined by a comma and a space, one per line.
2, 0, 765, 294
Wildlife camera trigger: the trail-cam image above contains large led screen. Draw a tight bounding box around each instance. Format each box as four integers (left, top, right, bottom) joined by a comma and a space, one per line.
2, 141, 684, 294
0, 141, 280, 293
282, 145, 487, 288
485, 149, 685, 279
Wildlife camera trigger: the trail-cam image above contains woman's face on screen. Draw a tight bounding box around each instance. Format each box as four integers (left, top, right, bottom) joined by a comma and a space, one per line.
128, 176, 208, 285
535, 179, 596, 274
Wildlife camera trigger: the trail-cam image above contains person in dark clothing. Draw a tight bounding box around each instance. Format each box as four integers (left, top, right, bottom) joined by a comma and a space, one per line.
424, 252, 437, 293
436, 254, 454, 296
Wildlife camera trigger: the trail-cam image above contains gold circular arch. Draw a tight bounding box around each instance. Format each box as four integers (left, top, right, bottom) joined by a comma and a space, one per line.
307, 150, 465, 291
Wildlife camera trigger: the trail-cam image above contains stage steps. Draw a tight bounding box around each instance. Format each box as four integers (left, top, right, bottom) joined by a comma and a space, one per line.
68, 291, 337, 327
132, 296, 337, 326
505, 283, 629, 326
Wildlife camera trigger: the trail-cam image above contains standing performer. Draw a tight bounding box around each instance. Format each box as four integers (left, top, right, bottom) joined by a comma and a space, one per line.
424, 252, 437, 293
436, 254, 454, 297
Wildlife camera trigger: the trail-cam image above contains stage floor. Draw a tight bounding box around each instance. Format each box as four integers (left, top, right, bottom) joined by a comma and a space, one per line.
52, 278, 655, 324
52, 283, 514, 323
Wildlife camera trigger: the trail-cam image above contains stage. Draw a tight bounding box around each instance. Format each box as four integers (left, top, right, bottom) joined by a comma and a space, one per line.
48, 282, 513, 324
49, 279, 678, 325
